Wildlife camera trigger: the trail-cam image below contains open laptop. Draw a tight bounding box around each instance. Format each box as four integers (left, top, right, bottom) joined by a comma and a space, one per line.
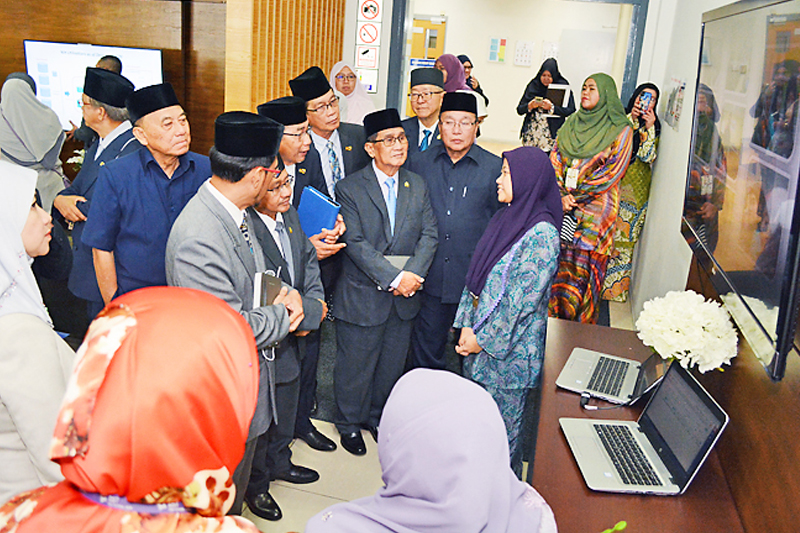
556, 347, 669, 405
560, 361, 729, 495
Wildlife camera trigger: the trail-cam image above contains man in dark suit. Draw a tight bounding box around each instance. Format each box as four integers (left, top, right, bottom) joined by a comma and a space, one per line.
53, 67, 141, 318
166, 111, 305, 516
406, 92, 502, 370
402, 68, 445, 154
332, 109, 438, 455
258, 96, 344, 453
245, 162, 327, 521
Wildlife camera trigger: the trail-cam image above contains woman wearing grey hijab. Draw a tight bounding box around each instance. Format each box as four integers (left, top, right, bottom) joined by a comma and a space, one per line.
0, 73, 66, 213
306, 369, 557, 533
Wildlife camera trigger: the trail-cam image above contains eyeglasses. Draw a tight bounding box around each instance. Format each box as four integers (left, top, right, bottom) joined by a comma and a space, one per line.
370, 134, 408, 147
441, 119, 476, 129
408, 90, 444, 101
335, 74, 358, 81
266, 175, 295, 194
307, 96, 340, 114
283, 127, 310, 138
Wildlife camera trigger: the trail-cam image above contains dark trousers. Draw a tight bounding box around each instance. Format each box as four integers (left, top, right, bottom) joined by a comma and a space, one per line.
295, 330, 320, 435
229, 436, 258, 515
409, 292, 459, 369
246, 376, 300, 498
334, 305, 412, 434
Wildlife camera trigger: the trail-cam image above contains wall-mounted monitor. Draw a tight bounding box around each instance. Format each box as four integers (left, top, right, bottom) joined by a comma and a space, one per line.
683, 0, 800, 381
23, 40, 164, 130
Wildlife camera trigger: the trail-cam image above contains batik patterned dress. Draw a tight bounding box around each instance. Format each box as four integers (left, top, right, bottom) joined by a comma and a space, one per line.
548, 126, 633, 323
602, 117, 659, 302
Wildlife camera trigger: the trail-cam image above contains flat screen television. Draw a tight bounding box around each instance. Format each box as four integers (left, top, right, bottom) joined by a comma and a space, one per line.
682, 0, 800, 380
23, 40, 164, 130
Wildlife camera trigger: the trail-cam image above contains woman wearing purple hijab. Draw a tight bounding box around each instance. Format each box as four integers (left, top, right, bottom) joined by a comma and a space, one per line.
435, 53, 472, 92
305, 369, 557, 532
453, 146, 562, 476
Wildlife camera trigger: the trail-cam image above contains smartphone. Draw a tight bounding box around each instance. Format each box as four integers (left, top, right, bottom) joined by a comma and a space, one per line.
639, 91, 652, 112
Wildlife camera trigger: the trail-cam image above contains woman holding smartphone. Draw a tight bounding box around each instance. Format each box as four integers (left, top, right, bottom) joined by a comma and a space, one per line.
602, 83, 661, 303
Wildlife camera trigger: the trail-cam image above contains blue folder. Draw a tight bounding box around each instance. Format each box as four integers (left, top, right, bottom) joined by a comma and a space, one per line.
297, 186, 340, 236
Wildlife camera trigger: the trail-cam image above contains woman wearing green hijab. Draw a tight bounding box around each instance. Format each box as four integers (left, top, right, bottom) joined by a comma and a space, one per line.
548, 73, 633, 323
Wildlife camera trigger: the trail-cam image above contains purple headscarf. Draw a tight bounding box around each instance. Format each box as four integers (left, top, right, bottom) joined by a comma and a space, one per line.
464, 146, 562, 296
305, 369, 558, 532
437, 53, 471, 92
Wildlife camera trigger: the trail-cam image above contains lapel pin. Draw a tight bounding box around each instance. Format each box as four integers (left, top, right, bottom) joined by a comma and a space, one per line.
404, 181, 410, 188
100, 162, 105, 166
289, 227, 293, 234
345, 146, 353, 151
298, 167, 307, 174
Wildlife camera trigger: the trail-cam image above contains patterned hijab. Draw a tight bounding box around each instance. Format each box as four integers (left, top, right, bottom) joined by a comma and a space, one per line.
306, 369, 557, 533
465, 146, 562, 296
0, 287, 261, 533
557, 73, 629, 160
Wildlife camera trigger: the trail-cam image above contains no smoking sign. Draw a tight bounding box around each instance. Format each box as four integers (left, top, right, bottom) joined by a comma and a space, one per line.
357, 22, 381, 45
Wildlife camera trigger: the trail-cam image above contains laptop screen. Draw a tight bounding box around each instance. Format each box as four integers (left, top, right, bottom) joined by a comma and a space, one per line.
638, 363, 728, 488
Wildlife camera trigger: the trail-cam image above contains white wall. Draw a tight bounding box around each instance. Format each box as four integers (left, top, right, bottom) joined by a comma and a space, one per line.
630, 0, 733, 319
408, 0, 624, 143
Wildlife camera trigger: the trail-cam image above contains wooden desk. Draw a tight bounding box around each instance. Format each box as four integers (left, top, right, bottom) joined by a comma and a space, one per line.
530, 318, 743, 532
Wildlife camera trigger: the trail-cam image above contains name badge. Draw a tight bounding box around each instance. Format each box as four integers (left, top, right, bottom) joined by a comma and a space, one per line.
566, 167, 580, 190
701, 174, 713, 197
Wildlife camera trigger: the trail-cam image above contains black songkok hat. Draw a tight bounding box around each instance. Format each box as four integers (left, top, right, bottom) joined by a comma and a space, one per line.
125, 83, 181, 124
289, 67, 332, 102
257, 96, 307, 126
83, 67, 134, 108
440, 92, 477, 116
410, 68, 444, 89
363, 108, 402, 139
214, 111, 283, 159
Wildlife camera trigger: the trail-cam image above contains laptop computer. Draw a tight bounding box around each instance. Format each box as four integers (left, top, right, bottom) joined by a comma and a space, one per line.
556, 347, 669, 404
560, 361, 729, 495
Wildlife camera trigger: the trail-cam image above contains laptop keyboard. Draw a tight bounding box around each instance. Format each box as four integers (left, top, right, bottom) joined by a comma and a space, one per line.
594, 424, 663, 486
587, 357, 629, 396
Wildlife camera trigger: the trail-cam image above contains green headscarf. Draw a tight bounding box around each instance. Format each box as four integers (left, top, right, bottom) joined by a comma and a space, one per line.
556, 73, 630, 160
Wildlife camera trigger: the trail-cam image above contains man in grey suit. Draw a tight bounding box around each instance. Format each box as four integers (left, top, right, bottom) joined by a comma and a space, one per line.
244, 163, 327, 521
332, 109, 438, 455
166, 111, 305, 516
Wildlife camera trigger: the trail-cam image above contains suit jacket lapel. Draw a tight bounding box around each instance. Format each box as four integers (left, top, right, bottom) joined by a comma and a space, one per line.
392, 169, 411, 244
198, 187, 257, 275
285, 210, 305, 289
247, 207, 291, 284
362, 165, 393, 244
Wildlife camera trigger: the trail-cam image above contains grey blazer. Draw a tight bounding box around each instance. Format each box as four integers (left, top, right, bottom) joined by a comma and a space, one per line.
166, 184, 291, 437
248, 205, 324, 384
332, 164, 438, 327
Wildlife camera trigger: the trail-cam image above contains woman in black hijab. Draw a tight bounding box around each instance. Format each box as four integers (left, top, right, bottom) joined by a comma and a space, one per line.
516, 58, 576, 151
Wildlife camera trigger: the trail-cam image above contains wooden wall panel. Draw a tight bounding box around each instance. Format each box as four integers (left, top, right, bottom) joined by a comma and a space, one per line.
0, 0, 224, 155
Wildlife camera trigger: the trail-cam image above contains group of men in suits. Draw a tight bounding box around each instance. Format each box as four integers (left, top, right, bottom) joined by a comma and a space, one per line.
50, 61, 503, 524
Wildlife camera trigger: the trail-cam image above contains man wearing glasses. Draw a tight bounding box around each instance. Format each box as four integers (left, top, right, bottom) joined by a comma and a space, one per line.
166, 111, 305, 517
402, 68, 445, 154
331, 109, 437, 456
407, 92, 502, 371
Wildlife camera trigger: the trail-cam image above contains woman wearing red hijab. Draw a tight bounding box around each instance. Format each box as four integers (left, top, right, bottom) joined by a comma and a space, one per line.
0, 287, 262, 533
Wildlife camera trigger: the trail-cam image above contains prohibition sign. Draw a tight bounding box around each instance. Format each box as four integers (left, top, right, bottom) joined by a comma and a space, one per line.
360, 0, 380, 20
358, 22, 379, 45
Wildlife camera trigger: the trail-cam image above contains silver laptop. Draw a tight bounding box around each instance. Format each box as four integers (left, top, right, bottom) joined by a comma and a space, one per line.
556, 347, 669, 404
560, 362, 729, 495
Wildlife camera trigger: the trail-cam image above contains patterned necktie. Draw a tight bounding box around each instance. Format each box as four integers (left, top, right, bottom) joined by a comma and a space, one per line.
327, 140, 343, 185
385, 177, 396, 235
420, 129, 432, 151
239, 218, 254, 255
275, 220, 295, 284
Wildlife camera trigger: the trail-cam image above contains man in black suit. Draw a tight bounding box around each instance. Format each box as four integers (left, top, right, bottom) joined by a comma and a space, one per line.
257, 96, 343, 454
245, 162, 327, 522
402, 68, 445, 154
332, 109, 438, 455
406, 92, 502, 370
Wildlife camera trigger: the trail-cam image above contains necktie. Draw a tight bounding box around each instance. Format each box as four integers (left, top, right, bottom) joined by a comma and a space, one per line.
420, 129, 432, 151
275, 220, 295, 284
385, 177, 396, 235
327, 140, 343, 186
239, 218, 254, 255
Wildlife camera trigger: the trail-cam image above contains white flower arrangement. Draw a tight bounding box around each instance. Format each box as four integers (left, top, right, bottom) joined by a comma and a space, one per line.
66, 149, 85, 172
635, 290, 738, 373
